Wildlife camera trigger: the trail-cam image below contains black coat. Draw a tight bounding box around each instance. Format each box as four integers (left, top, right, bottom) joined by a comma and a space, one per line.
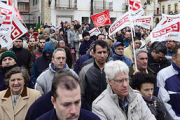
35, 108, 100, 120
10, 46, 32, 70
144, 96, 173, 120
148, 52, 171, 75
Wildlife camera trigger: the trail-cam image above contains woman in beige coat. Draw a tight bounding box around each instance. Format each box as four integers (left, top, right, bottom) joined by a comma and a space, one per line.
0, 67, 41, 120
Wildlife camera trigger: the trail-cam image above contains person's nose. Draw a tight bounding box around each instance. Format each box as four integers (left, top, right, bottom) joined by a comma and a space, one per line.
70, 105, 77, 114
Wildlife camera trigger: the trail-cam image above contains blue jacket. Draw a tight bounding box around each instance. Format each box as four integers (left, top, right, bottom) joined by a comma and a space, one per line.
109, 53, 133, 66
25, 91, 91, 120
79, 39, 93, 56
124, 38, 130, 47
74, 53, 92, 75
31, 42, 55, 85
157, 62, 180, 119
36, 108, 100, 120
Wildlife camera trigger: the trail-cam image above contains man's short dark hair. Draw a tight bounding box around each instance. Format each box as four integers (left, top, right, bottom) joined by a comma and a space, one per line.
151, 42, 167, 55
93, 40, 109, 53
97, 34, 105, 40
51, 69, 80, 100
131, 72, 156, 90
172, 46, 180, 57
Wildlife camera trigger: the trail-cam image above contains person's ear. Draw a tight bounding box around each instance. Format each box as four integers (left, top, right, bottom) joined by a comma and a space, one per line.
51, 96, 56, 109
108, 79, 113, 86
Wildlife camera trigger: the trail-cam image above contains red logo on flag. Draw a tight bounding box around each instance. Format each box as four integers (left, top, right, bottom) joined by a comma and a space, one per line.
152, 22, 180, 38
109, 14, 130, 34
91, 9, 111, 28
11, 21, 23, 40
128, 0, 141, 11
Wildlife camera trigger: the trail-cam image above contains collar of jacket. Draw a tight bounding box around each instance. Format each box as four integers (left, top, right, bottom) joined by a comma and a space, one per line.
93, 59, 105, 70
112, 53, 125, 60
3, 87, 28, 98
49, 63, 69, 72
12, 46, 23, 51
107, 84, 137, 106
172, 61, 180, 74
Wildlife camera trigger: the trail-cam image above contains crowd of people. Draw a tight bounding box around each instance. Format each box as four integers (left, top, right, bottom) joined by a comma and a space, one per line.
0, 20, 179, 120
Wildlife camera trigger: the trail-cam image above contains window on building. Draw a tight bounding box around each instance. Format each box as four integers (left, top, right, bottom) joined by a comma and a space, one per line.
19, 3, 25, 10
147, 0, 150, 4
157, 8, 159, 15
174, 3, 178, 14
33, 0, 38, 6
162, 5, 165, 14
168, 4, 171, 14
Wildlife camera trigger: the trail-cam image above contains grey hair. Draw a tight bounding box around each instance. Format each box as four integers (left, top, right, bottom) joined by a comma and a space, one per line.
133, 49, 147, 59
52, 48, 66, 58
104, 60, 129, 80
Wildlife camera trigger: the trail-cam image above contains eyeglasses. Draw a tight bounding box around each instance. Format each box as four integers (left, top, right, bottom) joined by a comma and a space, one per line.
113, 78, 129, 84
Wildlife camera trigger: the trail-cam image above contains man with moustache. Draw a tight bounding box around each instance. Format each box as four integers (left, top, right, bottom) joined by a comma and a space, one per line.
79, 40, 109, 106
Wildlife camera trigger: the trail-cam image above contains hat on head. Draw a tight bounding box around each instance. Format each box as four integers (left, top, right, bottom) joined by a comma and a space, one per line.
113, 42, 124, 48
0, 51, 17, 64
82, 31, 90, 38
42, 30, 50, 35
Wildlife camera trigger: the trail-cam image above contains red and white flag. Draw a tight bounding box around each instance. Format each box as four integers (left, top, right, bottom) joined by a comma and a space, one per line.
0, 1, 27, 47
89, 27, 101, 36
156, 14, 180, 27
128, 0, 144, 20
109, 12, 131, 36
150, 18, 180, 43
91, 9, 111, 28
8, 0, 24, 23
134, 16, 152, 29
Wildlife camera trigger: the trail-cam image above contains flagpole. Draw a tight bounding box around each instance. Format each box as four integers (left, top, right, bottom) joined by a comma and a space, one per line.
128, 0, 138, 71
130, 23, 138, 71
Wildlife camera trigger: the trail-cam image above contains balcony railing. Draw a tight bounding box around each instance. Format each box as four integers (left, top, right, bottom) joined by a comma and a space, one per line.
94, 1, 113, 11
55, 0, 77, 9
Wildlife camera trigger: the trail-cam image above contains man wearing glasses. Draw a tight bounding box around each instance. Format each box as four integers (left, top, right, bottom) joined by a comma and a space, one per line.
92, 60, 155, 120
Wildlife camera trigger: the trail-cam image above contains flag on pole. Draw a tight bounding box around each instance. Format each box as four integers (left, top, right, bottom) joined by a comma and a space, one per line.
128, 0, 144, 20
150, 18, 180, 43
89, 27, 101, 36
108, 12, 131, 36
8, 0, 24, 23
156, 14, 180, 27
0, 1, 27, 47
91, 9, 111, 28
134, 16, 153, 29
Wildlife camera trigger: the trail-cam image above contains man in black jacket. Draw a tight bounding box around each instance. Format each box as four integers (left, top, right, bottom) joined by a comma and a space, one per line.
148, 42, 171, 75
79, 40, 109, 106
10, 37, 32, 72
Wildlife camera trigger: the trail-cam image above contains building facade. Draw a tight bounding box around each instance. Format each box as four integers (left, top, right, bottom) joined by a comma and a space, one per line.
29, 0, 127, 26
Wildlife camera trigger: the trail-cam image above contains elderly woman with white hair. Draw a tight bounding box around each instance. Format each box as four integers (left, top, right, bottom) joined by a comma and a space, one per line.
0, 67, 41, 120
92, 60, 156, 120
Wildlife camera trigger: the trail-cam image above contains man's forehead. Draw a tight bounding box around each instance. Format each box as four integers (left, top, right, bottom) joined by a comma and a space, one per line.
3, 56, 14, 60
54, 51, 66, 56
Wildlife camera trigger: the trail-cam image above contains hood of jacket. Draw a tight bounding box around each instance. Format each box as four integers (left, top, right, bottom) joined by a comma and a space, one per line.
42, 41, 55, 54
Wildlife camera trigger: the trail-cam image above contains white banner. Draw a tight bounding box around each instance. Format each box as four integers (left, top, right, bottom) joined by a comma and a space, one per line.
0, 2, 27, 47
156, 14, 180, 28
134, 16, 152, 29
89, 27, 101, 36
0, 2, 13, 47
109, 12, 131, 36
150, 18, 180, 43
128, 0, 144, 21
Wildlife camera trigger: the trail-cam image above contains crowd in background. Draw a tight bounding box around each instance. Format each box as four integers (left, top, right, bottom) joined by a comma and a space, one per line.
0, 19, 180, 120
